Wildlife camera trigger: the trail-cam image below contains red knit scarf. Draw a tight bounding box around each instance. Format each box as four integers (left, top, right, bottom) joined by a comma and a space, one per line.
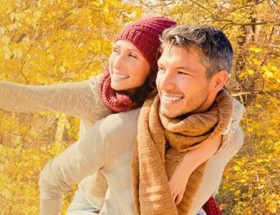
203, 196, 223, 215
99, 68, 137, 112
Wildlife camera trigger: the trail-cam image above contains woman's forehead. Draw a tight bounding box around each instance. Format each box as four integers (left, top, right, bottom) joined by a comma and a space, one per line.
114, 40, 140, 53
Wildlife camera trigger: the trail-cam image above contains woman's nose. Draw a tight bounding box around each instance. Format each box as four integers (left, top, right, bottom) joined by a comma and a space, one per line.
112, 54, 125, 69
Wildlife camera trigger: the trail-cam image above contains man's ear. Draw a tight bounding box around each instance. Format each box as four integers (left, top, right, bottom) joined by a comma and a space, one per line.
211, 70, 228, 92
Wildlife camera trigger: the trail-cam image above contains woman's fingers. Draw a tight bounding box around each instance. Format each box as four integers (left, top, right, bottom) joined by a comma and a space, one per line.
175, 192, 184, 205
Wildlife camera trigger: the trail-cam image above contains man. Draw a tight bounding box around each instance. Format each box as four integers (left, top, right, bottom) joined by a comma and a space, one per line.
132, 25, 245, 215
39, 25, 245, 215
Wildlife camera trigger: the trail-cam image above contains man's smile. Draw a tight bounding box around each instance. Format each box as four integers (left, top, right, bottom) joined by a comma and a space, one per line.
161, 92, 184, 104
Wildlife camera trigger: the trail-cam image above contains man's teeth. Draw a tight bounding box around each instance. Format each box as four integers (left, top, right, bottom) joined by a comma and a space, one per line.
114, 74, 129, 79
161, 94, 183, 103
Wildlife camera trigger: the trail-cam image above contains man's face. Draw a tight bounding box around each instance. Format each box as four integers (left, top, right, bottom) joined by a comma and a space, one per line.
156, 44, 217, 118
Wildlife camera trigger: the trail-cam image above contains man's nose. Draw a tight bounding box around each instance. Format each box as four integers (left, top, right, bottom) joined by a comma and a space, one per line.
158, 71, 176, 90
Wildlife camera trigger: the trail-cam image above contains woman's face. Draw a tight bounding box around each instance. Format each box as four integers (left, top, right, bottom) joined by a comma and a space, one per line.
109, 40, 151, 91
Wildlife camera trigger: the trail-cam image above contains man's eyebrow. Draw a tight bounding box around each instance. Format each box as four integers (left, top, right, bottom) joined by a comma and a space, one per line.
157, 62, 196, 72
175, 66, 195, 71
177, 66, 197, 73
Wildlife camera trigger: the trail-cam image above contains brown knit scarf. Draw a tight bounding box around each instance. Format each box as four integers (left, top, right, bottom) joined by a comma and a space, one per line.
132, 89, 233, 215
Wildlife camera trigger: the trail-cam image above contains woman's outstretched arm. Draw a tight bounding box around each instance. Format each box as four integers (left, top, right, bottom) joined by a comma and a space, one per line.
0, 75, 109, 122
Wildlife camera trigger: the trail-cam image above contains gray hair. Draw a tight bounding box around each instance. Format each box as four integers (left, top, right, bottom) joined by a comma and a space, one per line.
160, 25, 233, 78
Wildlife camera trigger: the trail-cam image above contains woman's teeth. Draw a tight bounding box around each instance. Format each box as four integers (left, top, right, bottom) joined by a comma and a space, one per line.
113, 74, 129, 80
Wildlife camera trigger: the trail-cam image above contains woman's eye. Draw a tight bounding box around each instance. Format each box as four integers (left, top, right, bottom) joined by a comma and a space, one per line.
128, 53, 137, 59
158, 67, 165, 72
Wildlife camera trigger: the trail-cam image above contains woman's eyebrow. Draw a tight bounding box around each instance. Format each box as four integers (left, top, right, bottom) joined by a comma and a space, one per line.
126, 48, 140, 54
113, 45, 140, 54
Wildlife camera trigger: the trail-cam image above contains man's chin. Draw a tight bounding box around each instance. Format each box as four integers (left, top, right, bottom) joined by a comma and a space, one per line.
159, 107, 179, 119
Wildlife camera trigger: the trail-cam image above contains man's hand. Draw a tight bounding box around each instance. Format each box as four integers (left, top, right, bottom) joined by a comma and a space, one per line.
168, 163, 190, 205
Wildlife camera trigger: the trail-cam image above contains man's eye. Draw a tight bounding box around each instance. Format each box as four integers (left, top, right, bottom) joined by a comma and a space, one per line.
178, 71, 188, 75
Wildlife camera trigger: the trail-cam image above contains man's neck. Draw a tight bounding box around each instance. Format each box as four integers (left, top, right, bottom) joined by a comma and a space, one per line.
192, 92, 218, 114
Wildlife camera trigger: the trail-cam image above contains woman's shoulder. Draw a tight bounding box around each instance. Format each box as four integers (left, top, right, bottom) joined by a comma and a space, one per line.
100, 109, 140, 137
102, 108, 140, 127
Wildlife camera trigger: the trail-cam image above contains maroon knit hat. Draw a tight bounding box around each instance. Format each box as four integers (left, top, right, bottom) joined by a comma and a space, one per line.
115, 16, 177, 70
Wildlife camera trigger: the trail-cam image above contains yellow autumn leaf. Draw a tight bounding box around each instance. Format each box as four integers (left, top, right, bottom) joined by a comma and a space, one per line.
13, 48, 23, 58
264, 71, 274, 78
249, 47, 262, 53
3, 50, 12, 60
248, 69, 255, 75
1, 36, 10, 45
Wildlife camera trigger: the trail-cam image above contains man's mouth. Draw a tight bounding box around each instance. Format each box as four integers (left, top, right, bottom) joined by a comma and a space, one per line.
161, 93, 184, 104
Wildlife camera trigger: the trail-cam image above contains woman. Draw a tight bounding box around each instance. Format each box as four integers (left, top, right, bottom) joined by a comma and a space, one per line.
0, 17, 174, 213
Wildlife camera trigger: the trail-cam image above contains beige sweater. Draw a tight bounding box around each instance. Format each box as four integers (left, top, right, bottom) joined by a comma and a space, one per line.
39, 99, 245, 215
40, 109, 140, 215
1, 79, 245, 214
0, 75, 111, 129
0, 76, 111, 208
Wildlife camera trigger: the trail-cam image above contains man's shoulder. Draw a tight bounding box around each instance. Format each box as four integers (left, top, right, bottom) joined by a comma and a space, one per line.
232, 98, 245, 121
219, 98, 245, 151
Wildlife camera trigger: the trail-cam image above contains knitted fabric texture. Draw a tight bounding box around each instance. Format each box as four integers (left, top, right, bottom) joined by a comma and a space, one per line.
203, 196, 223, 215
115, 16, 177, 70
132, 89, 233, 215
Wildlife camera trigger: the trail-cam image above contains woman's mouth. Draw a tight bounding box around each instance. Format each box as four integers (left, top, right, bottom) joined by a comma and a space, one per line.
112, 73, 130, 80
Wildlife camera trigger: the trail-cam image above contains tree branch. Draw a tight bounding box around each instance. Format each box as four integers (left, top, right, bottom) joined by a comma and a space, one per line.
232, 90, 280, 97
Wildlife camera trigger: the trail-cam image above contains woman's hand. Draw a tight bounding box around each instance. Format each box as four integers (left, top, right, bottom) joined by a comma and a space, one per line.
169, 135, 222, 205
168, 163, 190, 205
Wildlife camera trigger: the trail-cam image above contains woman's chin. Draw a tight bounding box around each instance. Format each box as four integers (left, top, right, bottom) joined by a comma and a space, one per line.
110, 83, 127, 91
111, 84, 140, 97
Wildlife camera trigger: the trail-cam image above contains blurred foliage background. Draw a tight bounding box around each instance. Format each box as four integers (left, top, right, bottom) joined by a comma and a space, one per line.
0, 0, 279, 214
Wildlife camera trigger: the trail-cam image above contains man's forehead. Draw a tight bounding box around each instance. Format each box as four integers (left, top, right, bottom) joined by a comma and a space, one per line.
160, 43, 176, 54
159, 44, 189, 60
158, 43, 207, 74
159, 44, 179, 60
160, 43, 204, 62
160, 43, 197, 55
